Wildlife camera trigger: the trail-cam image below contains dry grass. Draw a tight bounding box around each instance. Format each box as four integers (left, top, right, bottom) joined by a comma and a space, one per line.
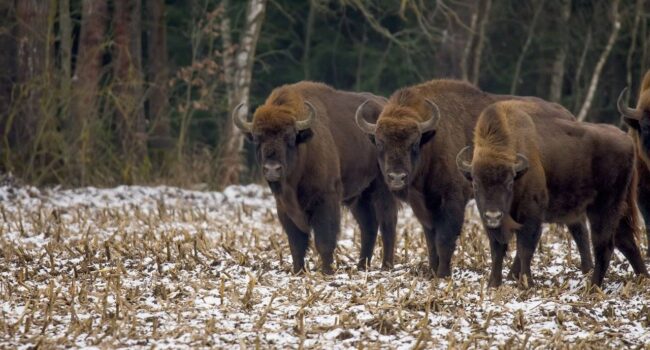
0, 183, 649, 349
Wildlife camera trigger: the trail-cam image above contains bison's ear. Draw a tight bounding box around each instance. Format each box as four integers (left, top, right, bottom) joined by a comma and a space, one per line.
420, 130, 436, 146
513, 153, 529, 180
623, 117, 641, 131
296, 128, 314, 144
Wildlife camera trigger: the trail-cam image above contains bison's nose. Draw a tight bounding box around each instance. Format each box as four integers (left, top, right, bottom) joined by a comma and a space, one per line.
263, 162, 283, 181
484, 211, 503, 228
387, 172, 407, 189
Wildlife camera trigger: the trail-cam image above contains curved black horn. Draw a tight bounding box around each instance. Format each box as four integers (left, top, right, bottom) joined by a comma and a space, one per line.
232, 103, 253, 132
456, 146, 473, 173
355, 100, 377, 134
513, 153, 529, 173
296, 101, 316, 131
617, 87, 643, 121
420, 99, 441, 132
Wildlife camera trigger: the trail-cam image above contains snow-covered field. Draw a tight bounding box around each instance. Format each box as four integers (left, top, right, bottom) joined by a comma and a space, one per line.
1, 181, 649, 349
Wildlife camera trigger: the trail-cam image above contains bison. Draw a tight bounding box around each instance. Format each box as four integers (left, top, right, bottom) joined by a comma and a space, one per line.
457, 100, 648, 287
354, 80, 592, 278
617, 71, 650, 256
232, 81, 398, 274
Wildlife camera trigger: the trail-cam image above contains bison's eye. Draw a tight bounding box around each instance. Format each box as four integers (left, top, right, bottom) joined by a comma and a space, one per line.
285, 133, 296, 147
411, 142, 419, 155
376, 141, 385, 152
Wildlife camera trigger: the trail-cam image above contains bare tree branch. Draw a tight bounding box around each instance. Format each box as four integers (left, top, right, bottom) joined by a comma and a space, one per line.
577, 0, 621, 121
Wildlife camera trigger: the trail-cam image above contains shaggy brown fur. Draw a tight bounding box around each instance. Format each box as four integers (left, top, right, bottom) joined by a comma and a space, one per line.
355, 79, 591, 278
238, 81, 398, 274
620, 71, 650, 256
465, 100, 647, 288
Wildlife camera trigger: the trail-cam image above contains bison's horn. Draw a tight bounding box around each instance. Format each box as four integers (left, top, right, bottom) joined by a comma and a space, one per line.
419, 99, 441, 133
355, 100, 377, 134
296, 101, 316, 131
232, 103, 253, 132
617, 87, 643, 121
456, 146, 473, 173
513, 153, 529, 173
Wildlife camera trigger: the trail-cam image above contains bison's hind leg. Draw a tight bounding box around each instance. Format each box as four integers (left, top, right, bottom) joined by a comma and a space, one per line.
587, 209, 618, 287
638, 191, 650, 257
310, 195, 341, 275
567, 220, 594, 273
614, 215, 648, 277
278, 212, 310, 274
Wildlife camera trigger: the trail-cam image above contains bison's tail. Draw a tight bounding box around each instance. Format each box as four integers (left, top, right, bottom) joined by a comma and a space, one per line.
620, 159, 642, 241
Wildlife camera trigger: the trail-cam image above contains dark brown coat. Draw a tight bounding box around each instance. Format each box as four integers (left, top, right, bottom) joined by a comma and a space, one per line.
233, 81, 398, 274
618, 71, 650, 256
355, 79, 592, 278
459, 100, 647, 287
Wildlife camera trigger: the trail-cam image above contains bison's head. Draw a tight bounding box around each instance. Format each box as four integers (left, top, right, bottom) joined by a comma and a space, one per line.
618, 87, 650, 157
456, 147, 528, 229
233, 101, 315, 183
355, 97, 440, 194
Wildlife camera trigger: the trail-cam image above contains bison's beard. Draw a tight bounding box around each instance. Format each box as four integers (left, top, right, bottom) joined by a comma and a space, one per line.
268, 181, 282, 194
486, 215, 522, 245
391, 187, 409, 201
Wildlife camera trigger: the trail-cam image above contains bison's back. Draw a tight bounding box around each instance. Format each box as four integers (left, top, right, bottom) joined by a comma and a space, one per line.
533, 117, 634, 222
291, 82, 384, 200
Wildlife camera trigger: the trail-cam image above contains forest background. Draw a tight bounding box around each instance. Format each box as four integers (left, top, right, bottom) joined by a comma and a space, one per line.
0, 0, 647, 188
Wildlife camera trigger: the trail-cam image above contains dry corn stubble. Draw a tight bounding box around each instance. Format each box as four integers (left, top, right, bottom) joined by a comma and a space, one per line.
0, 183, 649, 349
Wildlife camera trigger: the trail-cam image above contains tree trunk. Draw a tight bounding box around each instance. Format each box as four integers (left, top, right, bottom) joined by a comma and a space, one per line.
460, 6, 478, 82
435, 0, 478, 80
626, 0, 643, 103
577, 0, 621, 122
471, 0, 492, 85
510, 0, 545, 95
146, 0, 171, 149
548, 0, 571, 103
219, 0, 268, 186
571, 27, 592, 113
71, 0, 108, 184
14, 0, 51, 146
302, 0, 317, 80
113, 0, 146, 183
59, 0, 72, 112
0, 2, 15, 156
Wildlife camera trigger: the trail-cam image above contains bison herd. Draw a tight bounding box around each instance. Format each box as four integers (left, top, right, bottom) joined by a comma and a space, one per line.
233, 73, 650, 289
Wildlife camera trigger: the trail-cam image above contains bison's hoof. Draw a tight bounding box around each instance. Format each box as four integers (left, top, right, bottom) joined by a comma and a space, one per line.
321, 265, 335, 275
357, 259, 371, 271
381, 262, 394, 271
507, 270, 520, 281
518, 275, 534, 289
580, 263, 594, 274
292, 266, 306, 275
487, 278, 502, 288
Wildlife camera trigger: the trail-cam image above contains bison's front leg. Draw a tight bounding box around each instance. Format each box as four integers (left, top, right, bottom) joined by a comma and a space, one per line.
278, 212, 310, 274
488, 237, 507, 287
513, 220, 542, 288
567, 220, 594, 273
350, 192, 379, 270
311, 195, 341, 274
373, 183, 398, 270
434, 207, 464, 278
422, 226, 439, 276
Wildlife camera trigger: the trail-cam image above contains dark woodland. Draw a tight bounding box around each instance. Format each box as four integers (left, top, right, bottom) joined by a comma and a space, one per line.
1, 0, 648, 187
